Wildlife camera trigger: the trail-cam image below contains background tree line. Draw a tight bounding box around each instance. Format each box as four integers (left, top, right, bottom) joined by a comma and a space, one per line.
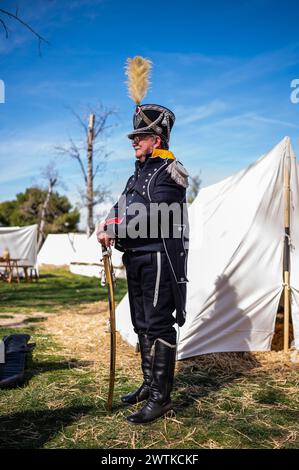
0, 187, 80, 233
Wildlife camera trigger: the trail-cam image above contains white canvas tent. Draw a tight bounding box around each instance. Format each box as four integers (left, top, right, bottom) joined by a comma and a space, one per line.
115, 137, 299, 359
70, 229, 125, 278
0, 224, 38, 268
37, 233, 87, 266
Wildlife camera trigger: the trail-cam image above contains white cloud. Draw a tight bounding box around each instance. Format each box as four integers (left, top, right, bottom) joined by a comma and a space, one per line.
248, 114, 299, 129
165, 43, 299, 102
175, 100, 229, 126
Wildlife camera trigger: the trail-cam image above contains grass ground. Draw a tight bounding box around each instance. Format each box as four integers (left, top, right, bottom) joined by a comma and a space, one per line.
0, 266, 298, 449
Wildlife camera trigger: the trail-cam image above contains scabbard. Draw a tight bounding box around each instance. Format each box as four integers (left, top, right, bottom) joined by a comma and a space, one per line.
101, 246, 116, 411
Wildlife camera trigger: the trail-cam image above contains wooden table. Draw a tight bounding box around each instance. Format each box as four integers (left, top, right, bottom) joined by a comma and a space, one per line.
0, 257, 21, 283
0, 258, 38, 283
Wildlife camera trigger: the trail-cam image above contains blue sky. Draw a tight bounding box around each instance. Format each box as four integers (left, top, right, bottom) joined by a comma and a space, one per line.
1, 0, 299, 224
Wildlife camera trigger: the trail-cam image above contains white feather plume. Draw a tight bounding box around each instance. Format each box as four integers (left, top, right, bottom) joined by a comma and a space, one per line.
125, 56, 152, 105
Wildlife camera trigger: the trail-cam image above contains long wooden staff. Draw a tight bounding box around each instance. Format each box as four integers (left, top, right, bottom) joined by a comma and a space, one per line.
101, 245, 116, 411
283, 142, 291, 352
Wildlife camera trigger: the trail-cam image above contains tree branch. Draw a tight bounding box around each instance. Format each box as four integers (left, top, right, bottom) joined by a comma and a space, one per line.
94, 110, 115, 139
65, 105, 88, 133
92, 151, 112, 180
0, 7, 49, 54
56, 139, 88, 184
93, 161, 105, 181
93, 186, 110, 206
0, 18, 8, 38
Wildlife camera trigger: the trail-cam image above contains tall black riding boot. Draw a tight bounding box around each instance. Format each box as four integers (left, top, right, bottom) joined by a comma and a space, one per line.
127, 338, 176, 424
121, 333, 153, 405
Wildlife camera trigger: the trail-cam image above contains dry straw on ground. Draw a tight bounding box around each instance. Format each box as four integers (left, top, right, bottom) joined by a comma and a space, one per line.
1, 301, 298, 449
45, 302, 138, 375
44, 302, 299, 379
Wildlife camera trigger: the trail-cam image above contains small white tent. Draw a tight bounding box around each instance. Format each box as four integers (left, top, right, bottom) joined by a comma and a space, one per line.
0, 224, 38, 267
37, 233, 87, 266
69, 230, 125, 278
115, 137, 299, 359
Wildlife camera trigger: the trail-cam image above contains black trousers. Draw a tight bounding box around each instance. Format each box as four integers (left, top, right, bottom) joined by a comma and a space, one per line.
123, 251, 177, 344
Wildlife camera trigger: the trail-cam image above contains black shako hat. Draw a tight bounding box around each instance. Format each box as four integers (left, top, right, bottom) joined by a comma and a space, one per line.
128, 104, 175, 144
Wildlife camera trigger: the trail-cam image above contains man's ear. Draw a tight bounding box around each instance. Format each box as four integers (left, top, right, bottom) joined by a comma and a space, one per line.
153, 136, 162, 149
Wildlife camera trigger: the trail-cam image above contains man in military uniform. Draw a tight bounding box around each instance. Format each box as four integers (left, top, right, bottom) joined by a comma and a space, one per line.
97, 103, 189, 424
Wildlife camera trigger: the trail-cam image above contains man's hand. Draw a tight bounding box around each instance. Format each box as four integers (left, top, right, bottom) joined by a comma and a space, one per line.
97, 229, 114, 248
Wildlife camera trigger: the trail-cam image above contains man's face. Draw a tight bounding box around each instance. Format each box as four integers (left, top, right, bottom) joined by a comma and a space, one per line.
132, 134, 157, 161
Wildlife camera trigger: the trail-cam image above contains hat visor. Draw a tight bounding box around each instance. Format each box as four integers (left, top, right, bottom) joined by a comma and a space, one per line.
127, 129, 156, 140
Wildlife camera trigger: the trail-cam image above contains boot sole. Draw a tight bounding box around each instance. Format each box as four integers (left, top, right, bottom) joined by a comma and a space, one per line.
126, 406, 175, 425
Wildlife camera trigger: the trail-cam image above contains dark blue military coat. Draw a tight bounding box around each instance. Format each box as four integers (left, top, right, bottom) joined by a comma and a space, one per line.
104, 150, 189, 326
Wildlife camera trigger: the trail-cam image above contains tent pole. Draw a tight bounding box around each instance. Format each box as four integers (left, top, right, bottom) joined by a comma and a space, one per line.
283, 147, 291, 353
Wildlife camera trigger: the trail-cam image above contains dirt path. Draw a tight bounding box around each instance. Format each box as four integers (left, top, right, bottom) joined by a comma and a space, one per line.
0, 312, 49, 328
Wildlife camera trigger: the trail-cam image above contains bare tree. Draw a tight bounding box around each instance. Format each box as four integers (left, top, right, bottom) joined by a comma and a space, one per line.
56, 105, 115, 236
0, 5, 49, 54
187, 173, 202, 204
37, 161, 59, 251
